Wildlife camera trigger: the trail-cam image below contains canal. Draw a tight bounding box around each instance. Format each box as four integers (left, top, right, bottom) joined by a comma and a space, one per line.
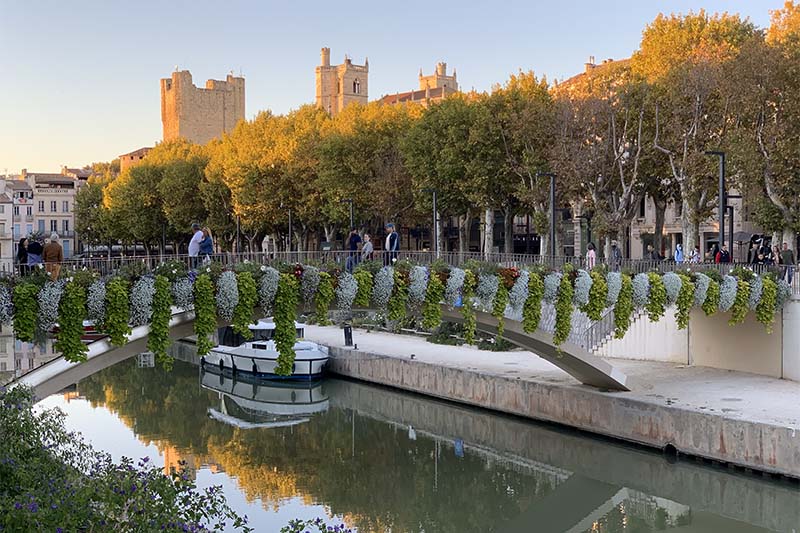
34, 345, 800, 532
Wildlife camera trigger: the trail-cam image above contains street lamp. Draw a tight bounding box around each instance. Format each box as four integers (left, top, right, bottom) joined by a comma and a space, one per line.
705, 151, 726, 252
422, 188, 439, 257
536, 172, 557, 256
341, 198, 354, 230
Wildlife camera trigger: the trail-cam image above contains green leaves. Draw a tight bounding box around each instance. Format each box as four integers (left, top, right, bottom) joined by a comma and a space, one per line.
728, 279, 751, 326
461, 271, 477, 345
675, 274, 694, 330
233, 272, 258, 338
582, 271, 608, 322
274, 274, 300, 376
55, 283, 89, 363
703, 279, 721, 316
491, 279, 509, 338
553, 273, 574, 346
104, 278, 132, 346
421, 273, 445, 330
756, 277, 778, 332
193, 274, 217, 357
353, 270, 373, 308
645, 272, 667, 322
12, 283, 38, 343
387, 270, 409, 322
613, 274, 634, 339
522, 272, 544, 333
314, 271, 335, 326
147, 275, 174, 370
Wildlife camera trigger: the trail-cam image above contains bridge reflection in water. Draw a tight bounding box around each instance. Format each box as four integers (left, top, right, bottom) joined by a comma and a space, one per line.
34, 341, 794, 532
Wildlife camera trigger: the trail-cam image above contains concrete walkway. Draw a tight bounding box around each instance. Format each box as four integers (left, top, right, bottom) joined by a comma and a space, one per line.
304, 325, 800, 477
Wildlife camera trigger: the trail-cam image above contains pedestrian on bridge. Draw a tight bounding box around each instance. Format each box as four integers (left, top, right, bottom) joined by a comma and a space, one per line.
43, 233, 63, 281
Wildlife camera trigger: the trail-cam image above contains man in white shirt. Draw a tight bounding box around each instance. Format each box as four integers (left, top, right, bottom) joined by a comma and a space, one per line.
188, 223, 203, 266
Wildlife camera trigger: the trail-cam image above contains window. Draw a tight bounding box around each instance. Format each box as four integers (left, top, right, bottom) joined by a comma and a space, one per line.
353, 79, 361, 94
0, 205, 4, 214
26, 206, 31, 216
63, 240, 70, 258
13, 206, 19, 216
38, 220, 44, 232
639, 197, 646, 218
62, 200, 69, 213
25, 224, 32, 236
13, 224, 19, 239
50, 220, 57, 232
62, 219, 69, 233
50, 201, 56, 212
38, 201, 44, 212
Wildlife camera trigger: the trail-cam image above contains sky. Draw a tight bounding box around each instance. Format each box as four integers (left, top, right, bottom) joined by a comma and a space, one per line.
0, 0, 782, 173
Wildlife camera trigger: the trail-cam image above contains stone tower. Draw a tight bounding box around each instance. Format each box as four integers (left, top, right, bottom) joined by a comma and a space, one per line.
315, 48, 368, 116
160, 70, 245, 144
419, 62, 458, 92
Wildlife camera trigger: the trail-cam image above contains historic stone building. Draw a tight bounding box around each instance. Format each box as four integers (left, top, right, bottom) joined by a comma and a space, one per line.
380, 62, 459, 106
119, 147, 153, 173
160, 70, 245, 144
315, 48, 369, 116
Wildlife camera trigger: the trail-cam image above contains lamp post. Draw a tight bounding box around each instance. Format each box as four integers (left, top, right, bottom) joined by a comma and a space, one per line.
536, 172, 557, 256
423, 188, 439, 258
705, 151, 726, 251
341, 198, 354, 230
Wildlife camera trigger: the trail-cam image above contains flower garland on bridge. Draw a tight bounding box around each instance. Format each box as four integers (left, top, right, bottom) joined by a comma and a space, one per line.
3, 258, 793, 375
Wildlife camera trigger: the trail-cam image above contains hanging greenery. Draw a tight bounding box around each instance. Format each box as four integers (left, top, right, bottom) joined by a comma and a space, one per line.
274, 274, 300, 376
54, 282, 88, 363
756, 277, 778, 332
674, 274, 694, 330
553, 273, 574, 346
702, 279, 721, 316
492, 279, 509, 337
613, 274, 634, 339
314, 271, 335, 326
523, 272, 544, 333
582, 271, 607, 321
728, 279, 751, 326
104, 278, 131, 347
421, 272, 445, 330
462, 270, 477, 344
645, 272, 667, 322
232, 271, 257, 338
12, 283, 39, 343
147, 275, 173, 370
192, 274, 217, 357
387, 270, 409, 322
353, 270, 374, 308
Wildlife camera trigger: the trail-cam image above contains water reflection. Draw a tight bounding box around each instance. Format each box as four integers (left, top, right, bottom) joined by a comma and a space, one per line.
40, 343, 797, 532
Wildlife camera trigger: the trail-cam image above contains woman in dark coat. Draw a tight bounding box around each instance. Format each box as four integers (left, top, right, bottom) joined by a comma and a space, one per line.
16, 238, 28, 275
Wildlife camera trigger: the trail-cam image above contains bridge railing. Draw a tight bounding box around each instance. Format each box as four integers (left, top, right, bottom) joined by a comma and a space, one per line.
3, 250, 798, 293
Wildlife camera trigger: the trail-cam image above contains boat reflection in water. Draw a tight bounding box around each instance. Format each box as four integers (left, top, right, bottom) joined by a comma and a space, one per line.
200, 367, 329, 430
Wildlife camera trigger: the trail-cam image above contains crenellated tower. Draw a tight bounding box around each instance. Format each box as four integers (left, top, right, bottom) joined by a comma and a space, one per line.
315, 48, 369, 116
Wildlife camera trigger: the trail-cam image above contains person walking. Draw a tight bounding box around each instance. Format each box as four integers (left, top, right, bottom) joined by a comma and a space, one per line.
609, 240, 622, 272
188, 223, 203, 268
43, 233, 63, 281
585, 242, 596, 269
27, 238, 43, 269
781, 242, 796, 284
674, 243, 684, 263
16, 237, 28, 275
199, 228, 214, 263
345, 228, 362, 272
688, 245, 700, 263
647, 244, 661, 261
384, 223, 400, 265
772, 245, 782, 266
715, 244, 731, 264
361, 233, 374, 262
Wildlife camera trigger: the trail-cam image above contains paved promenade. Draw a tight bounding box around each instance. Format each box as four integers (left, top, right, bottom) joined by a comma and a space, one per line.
304, 325, 800, 478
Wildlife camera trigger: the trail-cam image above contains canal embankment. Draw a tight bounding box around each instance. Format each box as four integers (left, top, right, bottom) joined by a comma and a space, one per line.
304, 325, 800, 479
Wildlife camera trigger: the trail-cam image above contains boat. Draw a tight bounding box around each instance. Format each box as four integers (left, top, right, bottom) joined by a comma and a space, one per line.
200, 319, 329, 380
200, 367, 329, 429
51, 320, 109, 344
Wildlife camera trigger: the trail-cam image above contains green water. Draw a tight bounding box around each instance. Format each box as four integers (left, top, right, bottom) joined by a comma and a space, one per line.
38, 350, 798, 533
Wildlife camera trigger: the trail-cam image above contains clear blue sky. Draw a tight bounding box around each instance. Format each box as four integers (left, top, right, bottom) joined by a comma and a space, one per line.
0, 0, 780, 173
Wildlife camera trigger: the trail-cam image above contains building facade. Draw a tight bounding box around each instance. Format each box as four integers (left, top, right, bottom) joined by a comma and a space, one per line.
160, 70, 245, 144
380, 62, 460, 107
119, 147, 153, 173
315, 48, 369, 116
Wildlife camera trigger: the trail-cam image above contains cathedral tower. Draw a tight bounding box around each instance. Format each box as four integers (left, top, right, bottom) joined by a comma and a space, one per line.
315, 48, 368, 116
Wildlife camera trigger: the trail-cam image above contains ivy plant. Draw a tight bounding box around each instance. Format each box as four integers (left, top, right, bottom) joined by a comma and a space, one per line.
674, 274, 694, 330
462, 270, 477, 344
104, 278, 132, 347
233, 272, 258, 338
492, 278, 509, 337
387, 270, 409, 322
756, 277, 778, 332
728, 279, 751, 326
702, 279, 721, 316
12, 283, 39, 343
421, 273, 445, 330
553, 273, 574, 346
613, 274, 634, 339
54, 282, 89, 363
193, 274, 217, 357
314, 271, 335, 326
147, 275, 174, 370
645, 272, 667, 322
353, 270, 373, 308
582, 270, 608, 321
522, 271, 544, 333
274, 274, 300, 376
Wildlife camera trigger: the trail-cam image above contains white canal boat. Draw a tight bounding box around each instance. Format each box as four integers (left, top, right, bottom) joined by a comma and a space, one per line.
201, 368, 329, 429
200, 319, 329, 380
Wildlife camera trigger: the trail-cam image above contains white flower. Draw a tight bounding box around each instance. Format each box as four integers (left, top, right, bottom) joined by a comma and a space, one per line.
572, 270, 592, 307
38, 280, 66, 332
301, 266, 321, 304
632, 273, 650, 308
748, 276, 763, 310
335, 271, 358, 312
719, 275, 737, 312
508, 270, 530, 314
543, 272, 562, 303
776, 279, 792, 310
372, 266, 394, 309
606, 272, 622, 306
445, 268, 466, 306
130, 277, 156, 326
408, 266, 429, 306
260, 265, 267, 272
0, 284, 12, 326
87, 280, 107, 324
258, 267, 280, 311
662, 272, 682, 306
171, 277, 194, 310
215, 271, 239, 321
693, 273, 711, 307
476, 274, 499, 309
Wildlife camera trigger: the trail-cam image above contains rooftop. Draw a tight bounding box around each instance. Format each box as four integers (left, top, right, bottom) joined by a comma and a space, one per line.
380, 86, 448, 105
